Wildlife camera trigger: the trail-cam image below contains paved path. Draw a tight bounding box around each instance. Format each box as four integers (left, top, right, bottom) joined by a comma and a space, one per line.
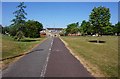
2, 37, 93, 78
2, 37, 53, 77
45, 37, 92, 77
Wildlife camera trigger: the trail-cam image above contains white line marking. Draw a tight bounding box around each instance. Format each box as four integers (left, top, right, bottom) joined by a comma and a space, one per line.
40, 51, 50, 77
51, 42, 53, 45
51, 39, 53, 47
40, 38, 54, 77
49, 48, 51, 51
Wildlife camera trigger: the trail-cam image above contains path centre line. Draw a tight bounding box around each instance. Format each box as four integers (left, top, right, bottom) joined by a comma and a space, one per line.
40, 38, 54, 77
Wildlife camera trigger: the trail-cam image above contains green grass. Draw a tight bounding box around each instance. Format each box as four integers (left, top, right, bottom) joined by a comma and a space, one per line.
61, 36, 118, 77
2, 35, 45, 59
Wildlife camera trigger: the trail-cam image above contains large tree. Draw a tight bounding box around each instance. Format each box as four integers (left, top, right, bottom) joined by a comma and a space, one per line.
25, 20, 43, 38
12, 2, 27, 26
89, 6, 111, 36
11, 2, 27, 40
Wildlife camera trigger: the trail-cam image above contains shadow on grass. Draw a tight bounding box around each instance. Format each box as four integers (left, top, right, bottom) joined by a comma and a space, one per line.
20, 39, 39, 42
88, 40, 106, 43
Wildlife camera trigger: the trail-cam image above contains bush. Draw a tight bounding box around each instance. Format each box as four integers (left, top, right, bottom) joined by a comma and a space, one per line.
14, 31, 24, 41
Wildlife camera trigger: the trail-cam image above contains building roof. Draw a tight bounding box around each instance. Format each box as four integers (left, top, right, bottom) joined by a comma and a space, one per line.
47, 28, 63, 30
42, 28, 46, 30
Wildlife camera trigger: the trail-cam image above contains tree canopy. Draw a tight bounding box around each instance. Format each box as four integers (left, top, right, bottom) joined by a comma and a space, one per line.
25, 20, 43, 38
89, 6, 111, 36
66, 22, 79, 35
65, 6, 114, 36
2, 2, 44, 39
79, 20, 93, 35
11, 2, 27, 26
11, 2, 27, 40
114, 22, 120, 35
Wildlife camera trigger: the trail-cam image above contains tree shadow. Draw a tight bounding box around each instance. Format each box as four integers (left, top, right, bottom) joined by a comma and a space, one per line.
28, 49, 44, 54
1, 49, 44, 61
88, 40, 106, 43
21, 39, 39, 42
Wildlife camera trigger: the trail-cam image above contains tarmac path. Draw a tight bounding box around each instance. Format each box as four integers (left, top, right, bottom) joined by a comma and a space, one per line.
2, 37, 53, 77
45, 37, 92, 77
2, 37, 93, 78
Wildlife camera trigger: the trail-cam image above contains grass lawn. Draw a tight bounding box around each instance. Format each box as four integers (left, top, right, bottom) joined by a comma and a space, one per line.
1, 34, 46, 69
61, 36, 118, 77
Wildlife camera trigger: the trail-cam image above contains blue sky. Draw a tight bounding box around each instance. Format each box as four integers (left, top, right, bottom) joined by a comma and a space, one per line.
2, 2, 118, 28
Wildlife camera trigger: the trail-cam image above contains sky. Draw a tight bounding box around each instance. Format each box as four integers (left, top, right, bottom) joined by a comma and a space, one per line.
2, 2, 118, 28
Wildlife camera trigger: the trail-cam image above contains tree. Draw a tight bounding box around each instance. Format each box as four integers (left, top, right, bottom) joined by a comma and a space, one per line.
59, 28, 66, 36
103, 23, 114, 35
0, 25, 3, 34
25, 20, 43, 38
11, 2, 27, 40
89, 6, 111, 37
8, 25, 18, 36
2, 26, 10, 35
12, 2, 27, 26
79, 20, 90, 35
14, 31, 24, 41
79, 20, 93, 36
114, 22, 120, 35
66, 22, 79, 35
79, 20, 86, 35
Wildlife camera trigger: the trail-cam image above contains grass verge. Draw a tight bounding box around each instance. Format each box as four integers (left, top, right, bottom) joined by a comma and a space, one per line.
61, 36, 118, 77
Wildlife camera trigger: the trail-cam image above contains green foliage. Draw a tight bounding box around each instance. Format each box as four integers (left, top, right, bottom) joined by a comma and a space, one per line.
79, 20, 93, 35
25, 20, 43, 38
14, 31, 24, 41
66, 22, 79, 35
59, 28, 66, 36
10, 2, 27, 39
0, 25, 3, 34
11, 2, 27, 26
89, 6, 111, 36
114, 22, 120, 35
2, 26, 10, 34
8, 25, 18, 36
103, 25, 114, 35
66, 6, 113, 36
8, 2, 43, 38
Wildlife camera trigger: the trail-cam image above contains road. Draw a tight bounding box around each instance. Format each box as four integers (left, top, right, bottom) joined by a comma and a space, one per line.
2, 37, 93, 78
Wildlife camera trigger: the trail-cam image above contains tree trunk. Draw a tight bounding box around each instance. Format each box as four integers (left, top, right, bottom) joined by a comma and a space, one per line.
97, 39, 99, 43
97, 34, 99, 43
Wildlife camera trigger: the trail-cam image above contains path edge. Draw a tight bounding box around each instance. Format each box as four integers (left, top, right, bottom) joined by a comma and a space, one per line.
59, 37, 105, 77
1, 37, 48, 70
